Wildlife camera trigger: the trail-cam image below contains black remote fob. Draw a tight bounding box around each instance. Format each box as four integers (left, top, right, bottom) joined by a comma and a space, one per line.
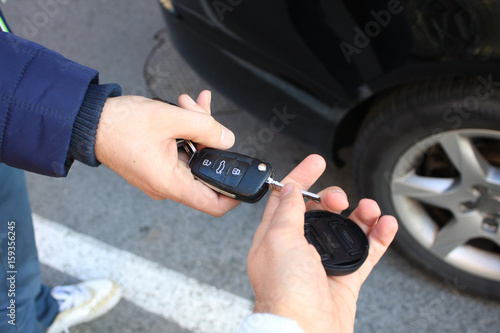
304, 211, 369, 276
189, 148, 273, 203
177, 137, 322, 203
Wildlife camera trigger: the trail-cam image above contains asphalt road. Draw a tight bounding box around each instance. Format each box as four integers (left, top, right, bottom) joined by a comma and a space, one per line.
2, 1, 499, 332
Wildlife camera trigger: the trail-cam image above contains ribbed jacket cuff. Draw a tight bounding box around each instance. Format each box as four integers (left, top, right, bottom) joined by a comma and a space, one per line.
67, 83, 122, 167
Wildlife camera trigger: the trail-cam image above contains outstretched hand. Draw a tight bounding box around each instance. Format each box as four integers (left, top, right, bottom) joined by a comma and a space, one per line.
95, 90, 241, 216
247, 154, 398, 332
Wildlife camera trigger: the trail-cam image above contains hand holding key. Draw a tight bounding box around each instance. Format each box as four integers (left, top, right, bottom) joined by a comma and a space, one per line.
95, 91, 241, 216
247, 154, 398, 333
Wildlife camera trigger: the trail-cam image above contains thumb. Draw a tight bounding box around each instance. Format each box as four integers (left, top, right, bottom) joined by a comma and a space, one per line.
171, 109, 235, 149
269, 184, 307, 233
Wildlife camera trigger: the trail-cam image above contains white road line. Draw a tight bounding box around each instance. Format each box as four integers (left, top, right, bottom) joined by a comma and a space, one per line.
33, 214, 253, 333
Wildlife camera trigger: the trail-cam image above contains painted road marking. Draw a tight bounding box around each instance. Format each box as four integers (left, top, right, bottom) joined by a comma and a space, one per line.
33, 214, 253, 333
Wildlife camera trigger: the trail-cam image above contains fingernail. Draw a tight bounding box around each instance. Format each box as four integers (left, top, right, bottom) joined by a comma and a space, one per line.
330, 189, 347, 199
220, 126, 235, 148
281, 184, 294, 198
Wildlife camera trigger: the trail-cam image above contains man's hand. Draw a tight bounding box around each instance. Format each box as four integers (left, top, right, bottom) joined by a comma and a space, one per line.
247, 154, 398, 332
95, 90, 240, 216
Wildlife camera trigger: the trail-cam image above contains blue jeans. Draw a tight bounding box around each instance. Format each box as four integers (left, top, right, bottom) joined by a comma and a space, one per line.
0, 164, 58, 332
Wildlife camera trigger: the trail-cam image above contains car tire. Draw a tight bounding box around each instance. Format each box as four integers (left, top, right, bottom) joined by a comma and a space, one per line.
352, 77, 500, 300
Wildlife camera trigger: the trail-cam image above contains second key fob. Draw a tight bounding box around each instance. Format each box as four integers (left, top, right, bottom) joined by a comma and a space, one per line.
305, 211, 369, 276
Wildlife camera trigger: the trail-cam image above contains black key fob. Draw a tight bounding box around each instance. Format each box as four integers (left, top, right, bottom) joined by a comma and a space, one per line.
304, 211, 369, 276
189, 148, 273, 203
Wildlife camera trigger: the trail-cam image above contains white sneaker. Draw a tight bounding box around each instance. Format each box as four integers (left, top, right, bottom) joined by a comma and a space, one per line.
47, 278, 122, 333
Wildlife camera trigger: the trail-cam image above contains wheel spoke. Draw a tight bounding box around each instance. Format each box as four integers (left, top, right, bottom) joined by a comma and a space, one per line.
392, 171, 464, 210
430, 213, 482, 257
438, 132, 490, 184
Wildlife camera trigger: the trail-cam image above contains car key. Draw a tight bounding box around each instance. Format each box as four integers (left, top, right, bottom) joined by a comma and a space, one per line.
304, 211, 369, 276
179, 141, 321, 203
155, 98, 320, 203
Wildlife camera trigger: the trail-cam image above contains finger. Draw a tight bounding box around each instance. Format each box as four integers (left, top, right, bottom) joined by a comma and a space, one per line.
253, 184, 306, 247
354, 215, 398, 282
348, 199, 382, 234
170, 109, 235, 149
267, 154, 326, 207
193, 90, 213, 151
170, 162, 241, 216
259, 154, 326, 234
177, 93, 210, 115
269, 184, 307, 231
305, 186, 349, 213
279, 154, 326, 191
196, 90, 212, 113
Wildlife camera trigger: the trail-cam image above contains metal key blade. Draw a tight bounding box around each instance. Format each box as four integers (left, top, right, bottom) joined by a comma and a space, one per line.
266, 177, 321, 202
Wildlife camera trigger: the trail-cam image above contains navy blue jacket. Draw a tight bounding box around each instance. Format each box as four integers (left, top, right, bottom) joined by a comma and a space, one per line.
0, 12, 121, 177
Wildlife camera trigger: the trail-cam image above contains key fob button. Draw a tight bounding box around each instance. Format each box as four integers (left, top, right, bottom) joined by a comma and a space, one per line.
224, 160, 250, 188
189, 147, 273, 203
197, 153, 218, 176
210, 156, 235, 183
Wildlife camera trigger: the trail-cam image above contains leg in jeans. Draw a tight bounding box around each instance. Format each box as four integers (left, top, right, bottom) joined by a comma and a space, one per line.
0, 164, 58, 332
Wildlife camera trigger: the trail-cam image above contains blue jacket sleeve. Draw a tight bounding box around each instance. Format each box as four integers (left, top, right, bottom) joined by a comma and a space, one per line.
0, 31, 119, 177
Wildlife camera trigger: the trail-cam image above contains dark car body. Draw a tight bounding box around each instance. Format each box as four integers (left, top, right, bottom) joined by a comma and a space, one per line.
161, 0, 500, 163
